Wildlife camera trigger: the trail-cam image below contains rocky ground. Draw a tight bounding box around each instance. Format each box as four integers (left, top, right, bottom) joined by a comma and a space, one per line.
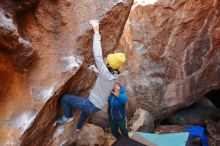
80, 96, 220, 145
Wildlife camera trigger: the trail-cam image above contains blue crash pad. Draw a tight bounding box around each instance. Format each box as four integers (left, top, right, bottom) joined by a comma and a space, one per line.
137, 132, 191, 146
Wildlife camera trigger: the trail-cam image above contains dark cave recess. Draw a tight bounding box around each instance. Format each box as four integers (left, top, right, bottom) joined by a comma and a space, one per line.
205, 89, 220, 109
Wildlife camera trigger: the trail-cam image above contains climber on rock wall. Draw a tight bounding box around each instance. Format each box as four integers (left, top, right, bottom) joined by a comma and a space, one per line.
56, 19, 126, 133
108, 81, 129, 139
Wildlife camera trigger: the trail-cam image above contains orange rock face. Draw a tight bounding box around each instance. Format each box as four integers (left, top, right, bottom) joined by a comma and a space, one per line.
2, 0, 220, 144
120, 0, 220, 118
0, 0, 133, 145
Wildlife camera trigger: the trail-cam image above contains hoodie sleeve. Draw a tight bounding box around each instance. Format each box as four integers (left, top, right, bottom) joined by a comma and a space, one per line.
93, 32, 115, 80
116, 93, 128, 105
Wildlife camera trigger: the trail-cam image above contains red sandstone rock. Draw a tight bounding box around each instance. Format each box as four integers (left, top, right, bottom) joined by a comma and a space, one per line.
154, 125, 185, 134
0, 0, 133, 145
119, 0, 220, 119
0, 9, 34, 71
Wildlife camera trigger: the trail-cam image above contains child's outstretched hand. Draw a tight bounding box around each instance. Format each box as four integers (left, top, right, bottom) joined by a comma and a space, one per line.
90, 19, 99, 33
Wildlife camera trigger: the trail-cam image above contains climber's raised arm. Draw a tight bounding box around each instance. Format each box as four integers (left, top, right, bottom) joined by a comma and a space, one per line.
90, 20, 113, 78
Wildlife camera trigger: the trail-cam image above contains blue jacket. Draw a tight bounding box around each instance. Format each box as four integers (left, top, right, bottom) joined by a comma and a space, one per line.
107, 86, 128, 121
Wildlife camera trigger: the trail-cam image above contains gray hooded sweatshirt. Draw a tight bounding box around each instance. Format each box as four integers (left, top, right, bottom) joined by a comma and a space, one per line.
88, 32, 117, 109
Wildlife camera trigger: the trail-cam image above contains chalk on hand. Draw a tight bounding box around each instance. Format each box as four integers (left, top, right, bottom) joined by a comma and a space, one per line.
90, 19, 99, 27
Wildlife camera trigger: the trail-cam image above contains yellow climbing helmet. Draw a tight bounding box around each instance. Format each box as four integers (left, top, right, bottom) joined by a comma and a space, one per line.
107, 53, 125, 70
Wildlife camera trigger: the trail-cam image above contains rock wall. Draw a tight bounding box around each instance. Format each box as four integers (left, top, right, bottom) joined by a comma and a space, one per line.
2, 0, 220, 145
0, 0, 133, 145
119, 0, 220, 119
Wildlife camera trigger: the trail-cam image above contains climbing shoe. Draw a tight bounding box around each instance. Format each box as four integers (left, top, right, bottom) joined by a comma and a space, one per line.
56, 115, 73, 125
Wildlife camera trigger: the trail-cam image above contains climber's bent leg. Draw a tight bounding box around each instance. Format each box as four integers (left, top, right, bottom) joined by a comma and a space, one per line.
76, 99, 100, 129
77, 112, 89, 129
61, 94, 86, 117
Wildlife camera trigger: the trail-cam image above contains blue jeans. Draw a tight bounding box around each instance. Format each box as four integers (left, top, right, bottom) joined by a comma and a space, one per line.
61, 94, 100, 129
